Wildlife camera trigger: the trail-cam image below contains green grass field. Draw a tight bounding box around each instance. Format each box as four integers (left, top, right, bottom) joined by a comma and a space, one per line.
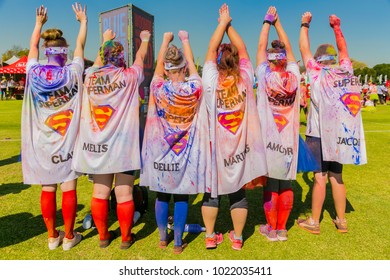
0, 100, 389, 260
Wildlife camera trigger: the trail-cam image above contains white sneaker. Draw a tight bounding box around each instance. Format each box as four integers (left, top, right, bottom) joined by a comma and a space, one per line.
62, 232, 82, 251
48, 231, 65, 250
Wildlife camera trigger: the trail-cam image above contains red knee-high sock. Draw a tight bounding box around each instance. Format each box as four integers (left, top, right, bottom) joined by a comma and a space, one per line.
41, 190, 57, 238
91, 197, 110, 240
62, 190, 77, 239
117, 200, 135, 242
277, 188, 293, 230
263, 191, 279, 230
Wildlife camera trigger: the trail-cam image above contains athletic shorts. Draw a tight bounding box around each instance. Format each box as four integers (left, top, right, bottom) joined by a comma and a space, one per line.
305, 136, 343, 174
121, 170, 136, 176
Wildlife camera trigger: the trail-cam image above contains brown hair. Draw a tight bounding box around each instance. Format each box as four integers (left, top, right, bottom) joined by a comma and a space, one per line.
267, 40, 286, 55
41, 29, 68, 48
217, 43, 239, 80
314, 44, 337, 64
164, 45, 185, 74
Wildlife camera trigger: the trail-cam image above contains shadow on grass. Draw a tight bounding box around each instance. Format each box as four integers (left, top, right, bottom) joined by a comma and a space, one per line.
0, 182, 31, 197
0, 154, 20, 167
0, 204, 85, 248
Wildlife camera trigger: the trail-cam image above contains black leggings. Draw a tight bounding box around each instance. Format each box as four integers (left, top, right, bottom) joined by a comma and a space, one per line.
156, 192, 189, 203
202, 188, 248, 210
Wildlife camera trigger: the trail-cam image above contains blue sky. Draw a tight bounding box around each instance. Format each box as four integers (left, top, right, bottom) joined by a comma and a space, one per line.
0, 0, 389, 67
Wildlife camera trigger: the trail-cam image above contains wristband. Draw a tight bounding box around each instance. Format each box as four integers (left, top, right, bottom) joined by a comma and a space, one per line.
301, 22, 310, 28
263, 20, 272, 25
264, 13, 275, 24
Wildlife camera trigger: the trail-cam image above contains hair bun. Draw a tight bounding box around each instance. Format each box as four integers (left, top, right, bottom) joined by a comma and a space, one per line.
271, 40, 285, 50
41, 29, 63, 41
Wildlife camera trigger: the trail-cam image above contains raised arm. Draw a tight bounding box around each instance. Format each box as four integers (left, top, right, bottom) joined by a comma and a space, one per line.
205, 3, 232, 62
28, 5, 48, 60
226, 24, 249, 60
256, 6, 276, 65
178, 30, 198, 76
133, 30, 151, 67
93, 29, 116, 67
329, 15, 349, 62
72, 3, 88, 59
274, 10, 295, 62
299, 12, 313, 67
154, 32, 174, 77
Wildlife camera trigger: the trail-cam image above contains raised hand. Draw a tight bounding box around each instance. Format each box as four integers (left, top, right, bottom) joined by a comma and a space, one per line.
103, 29, 116, 42
36, 5, 48, 26
72, 2, 87, 22
301, 12, 312, 24
264, 6, 277, 24
163, 32, 174, 43
329, 15, 341, 28
140, 30, 151, 42
178, 30, 189, 42
218, 3, 232, 25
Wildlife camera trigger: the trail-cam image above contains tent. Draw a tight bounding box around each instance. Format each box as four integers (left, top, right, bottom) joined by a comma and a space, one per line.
3, 55, 20, 65
0, 56, 27, 74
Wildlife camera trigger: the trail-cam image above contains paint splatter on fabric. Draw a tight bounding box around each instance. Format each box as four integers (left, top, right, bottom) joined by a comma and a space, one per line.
72, 64, 143, 174
21, 57, 84, 184
202, 59, 267, 196
256, 62, 300, 179
306, 58, 367, 165
140, 74, 211, 195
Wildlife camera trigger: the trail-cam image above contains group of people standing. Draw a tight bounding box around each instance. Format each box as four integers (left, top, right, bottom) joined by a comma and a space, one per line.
21, 3, 367, 254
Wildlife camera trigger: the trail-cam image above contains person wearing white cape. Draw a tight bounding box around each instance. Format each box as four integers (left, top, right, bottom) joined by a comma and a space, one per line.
255, 6, 300, 242
201, 4, 267, 251
140, 30, 210, 254
297, 12, 367, 234
72, 28, 151, 249
22, 3, 87, 250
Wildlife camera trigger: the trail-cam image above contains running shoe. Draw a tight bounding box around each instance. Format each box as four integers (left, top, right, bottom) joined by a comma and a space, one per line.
332, 217, 348, 233
297, 216, 320, 234
48, 230, 65, 250
276, 229, 288, 241
62, 232, 82, 251
228, 230, 243, 251
205, 232, 223, 249
259, 224, 278, 242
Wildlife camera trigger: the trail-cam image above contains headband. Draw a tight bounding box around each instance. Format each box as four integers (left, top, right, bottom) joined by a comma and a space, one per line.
45, 47, 68, 55
267, 52, 286, 60
164, 59, 186, 70
316, 55, 336, 62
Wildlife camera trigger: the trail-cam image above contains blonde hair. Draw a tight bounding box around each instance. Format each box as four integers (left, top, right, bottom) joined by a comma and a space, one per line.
41, 29, 68, 48
164, 45, 185, 74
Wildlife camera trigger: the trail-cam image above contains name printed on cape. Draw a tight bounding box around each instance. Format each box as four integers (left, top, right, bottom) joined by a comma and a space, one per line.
153, 162, 180, 172
224, 144, 250, 167
336, 137, 360, 146
266, 142, 293, 156
82, 142, 108, 153
52, 151, 73, 164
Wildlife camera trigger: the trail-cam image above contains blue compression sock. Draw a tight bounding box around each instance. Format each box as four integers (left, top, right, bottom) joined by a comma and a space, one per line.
173, 201, 188, 246
155, 198, 169, 241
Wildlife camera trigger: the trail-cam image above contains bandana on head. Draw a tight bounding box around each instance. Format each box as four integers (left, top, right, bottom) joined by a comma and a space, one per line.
316, 55, 336, 62
164, 59, 186, 70
45, 47, 68, 55
99, 40, 125, 67
267, 52, 286, 61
